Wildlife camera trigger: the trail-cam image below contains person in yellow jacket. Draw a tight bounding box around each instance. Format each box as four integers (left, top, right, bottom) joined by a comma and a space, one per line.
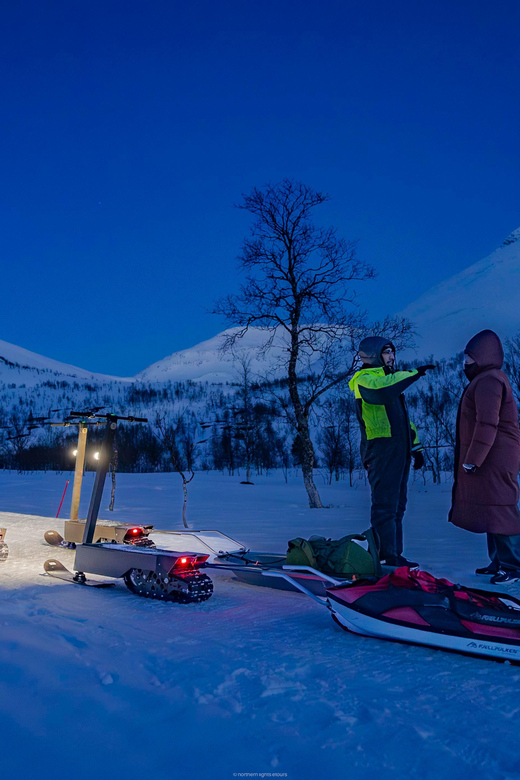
349, 336, 435, 567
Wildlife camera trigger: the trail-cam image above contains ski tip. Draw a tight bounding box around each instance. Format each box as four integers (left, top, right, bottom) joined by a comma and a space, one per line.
44, 559, 69, 574
44, 530, 64, 546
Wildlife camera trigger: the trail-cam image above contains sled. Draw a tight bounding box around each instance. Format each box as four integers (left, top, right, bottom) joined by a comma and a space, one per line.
144, 530, 329, 594
262, 565, 520, 662
146, 530, 351, 595
152, 529, 381, 596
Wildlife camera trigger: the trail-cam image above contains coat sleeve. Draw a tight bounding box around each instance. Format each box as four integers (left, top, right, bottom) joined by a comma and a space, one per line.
465, 375, 504, 467
357, 370, 421, 404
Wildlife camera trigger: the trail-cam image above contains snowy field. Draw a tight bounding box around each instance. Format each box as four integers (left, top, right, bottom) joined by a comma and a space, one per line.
1, 469, 520, 780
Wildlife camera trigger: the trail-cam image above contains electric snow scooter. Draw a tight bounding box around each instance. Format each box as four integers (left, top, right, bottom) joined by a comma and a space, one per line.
45, 519, 341, 596
262, 565, 520, 663
44, 414, 214, 603
44, 407, 243, 554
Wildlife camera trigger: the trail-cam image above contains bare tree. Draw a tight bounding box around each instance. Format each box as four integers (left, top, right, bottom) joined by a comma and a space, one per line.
318, 393, 361, 486
232, 353, 256, 484
154, 413, 196, 528
275, 434, 292, 483
505, 334, 520, 406
215, 179, 409, 507
318, 399, 349, 485
407, 357, 462, 483
1, 412, 32, 472
108, 445, 118, 512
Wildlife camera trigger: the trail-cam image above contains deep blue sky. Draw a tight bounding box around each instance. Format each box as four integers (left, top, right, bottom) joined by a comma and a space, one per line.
1, 0, 519, 375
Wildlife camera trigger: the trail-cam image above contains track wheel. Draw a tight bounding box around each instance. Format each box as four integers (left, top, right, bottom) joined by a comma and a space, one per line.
123, 568, 213, 603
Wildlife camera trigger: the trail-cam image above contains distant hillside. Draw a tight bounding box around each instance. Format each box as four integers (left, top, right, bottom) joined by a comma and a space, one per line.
135, 327, 311, 383
0, 338, 129, 386
0, 327, 315, 385
399, 228, 520, 358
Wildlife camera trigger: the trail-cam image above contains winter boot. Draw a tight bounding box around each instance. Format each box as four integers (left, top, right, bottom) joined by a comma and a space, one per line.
475, 564, 499, 575
490, 569, 520, 585
381, 554, 419, 569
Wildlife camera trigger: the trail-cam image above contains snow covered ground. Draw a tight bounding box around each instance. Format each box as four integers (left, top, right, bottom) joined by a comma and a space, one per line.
1, 470, 520, 780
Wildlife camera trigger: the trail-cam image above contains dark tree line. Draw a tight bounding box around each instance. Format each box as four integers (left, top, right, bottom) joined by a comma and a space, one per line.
3, 345, 520, 485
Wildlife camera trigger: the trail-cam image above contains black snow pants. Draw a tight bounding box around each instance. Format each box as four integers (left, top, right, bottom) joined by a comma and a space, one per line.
362, 438, 411, 560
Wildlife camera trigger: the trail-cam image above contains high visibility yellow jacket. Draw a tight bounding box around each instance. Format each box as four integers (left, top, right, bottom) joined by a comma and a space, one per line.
349, 366, 422, 450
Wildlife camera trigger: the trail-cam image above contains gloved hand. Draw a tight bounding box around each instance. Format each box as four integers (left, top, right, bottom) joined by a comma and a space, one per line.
412, 451, 425, 470
416, 364, 436, 376
463, 463, 477, 474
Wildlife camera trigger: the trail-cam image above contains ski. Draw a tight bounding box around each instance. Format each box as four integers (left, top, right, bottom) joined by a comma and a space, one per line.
44, 530, 75, 548
44, 559, 115, 587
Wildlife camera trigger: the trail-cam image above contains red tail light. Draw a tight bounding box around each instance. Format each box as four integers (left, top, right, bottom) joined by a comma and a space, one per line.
123, 527, 144, 542
172, 554, 209, 569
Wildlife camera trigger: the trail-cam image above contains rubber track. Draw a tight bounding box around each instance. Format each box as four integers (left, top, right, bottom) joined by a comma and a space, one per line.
124, 568, 213, 603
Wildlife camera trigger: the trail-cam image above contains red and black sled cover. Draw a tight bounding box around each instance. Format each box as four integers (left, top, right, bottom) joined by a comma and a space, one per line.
327, 567, 520, 657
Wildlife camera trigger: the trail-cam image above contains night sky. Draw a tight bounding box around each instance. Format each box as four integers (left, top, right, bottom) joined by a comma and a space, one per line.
1, 0, 519, 375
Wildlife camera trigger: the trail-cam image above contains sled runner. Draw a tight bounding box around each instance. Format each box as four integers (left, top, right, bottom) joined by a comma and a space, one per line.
44, 559, 116, 587
263, 565, 520, 662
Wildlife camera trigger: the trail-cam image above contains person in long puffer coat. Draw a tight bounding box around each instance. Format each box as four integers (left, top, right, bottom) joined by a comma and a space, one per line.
448, 329, 520, 584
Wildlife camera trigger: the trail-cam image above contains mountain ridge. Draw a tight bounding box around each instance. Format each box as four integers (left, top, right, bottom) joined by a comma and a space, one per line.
3, 227, 519, 382
399, 227, 520, 358
0, 337, 131, 386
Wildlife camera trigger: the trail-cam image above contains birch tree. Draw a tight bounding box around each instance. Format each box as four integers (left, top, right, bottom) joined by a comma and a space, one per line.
214, 179, 378, 508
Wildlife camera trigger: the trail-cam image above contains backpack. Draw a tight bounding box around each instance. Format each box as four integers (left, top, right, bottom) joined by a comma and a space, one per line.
286, 529, 381, 578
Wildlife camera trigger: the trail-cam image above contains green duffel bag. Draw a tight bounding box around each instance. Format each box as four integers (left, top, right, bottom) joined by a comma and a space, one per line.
286, 529, 380, 577
285, 537, 317, 569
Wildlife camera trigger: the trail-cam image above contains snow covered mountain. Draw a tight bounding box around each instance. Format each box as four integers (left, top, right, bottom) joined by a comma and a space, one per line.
0, 328, 295, 388
0, 337, 130, 386
399, 228, 520, 358
135, 327, 298, 383
5, 224, 520, 384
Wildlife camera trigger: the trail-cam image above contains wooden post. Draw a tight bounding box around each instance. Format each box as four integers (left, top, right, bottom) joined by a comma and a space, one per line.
70, 425, 88, 520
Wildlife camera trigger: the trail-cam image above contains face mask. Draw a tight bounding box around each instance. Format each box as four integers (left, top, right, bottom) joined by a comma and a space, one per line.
464, 363, 479, 381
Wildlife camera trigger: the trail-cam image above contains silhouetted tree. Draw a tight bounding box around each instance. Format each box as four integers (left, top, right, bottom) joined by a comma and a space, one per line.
505, 334, 520, 407
318, 393, 360, 485
154, 413, 197, 528
215, 179, 380, 508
